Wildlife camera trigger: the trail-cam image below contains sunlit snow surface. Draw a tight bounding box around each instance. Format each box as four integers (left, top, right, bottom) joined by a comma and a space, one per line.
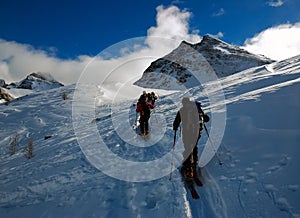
0, 56, 299, 217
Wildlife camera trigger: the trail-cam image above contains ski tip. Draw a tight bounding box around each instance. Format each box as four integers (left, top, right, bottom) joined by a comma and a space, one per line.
140, 132, 150, 138
191, 190, 200, 199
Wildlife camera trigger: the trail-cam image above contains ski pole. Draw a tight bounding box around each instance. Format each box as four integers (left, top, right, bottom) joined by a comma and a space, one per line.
133, 112, 138, 129
169, 130, 177, 180
203, 124, 223, 166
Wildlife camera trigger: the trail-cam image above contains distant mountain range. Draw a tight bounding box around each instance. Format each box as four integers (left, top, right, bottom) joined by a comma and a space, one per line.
0, 35, 282, 103
0, 72, 64, 103
134, 35, 274, 89
3, 72, 64, 91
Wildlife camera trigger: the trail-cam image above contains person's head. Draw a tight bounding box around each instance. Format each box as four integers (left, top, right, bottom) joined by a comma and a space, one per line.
139, 95, 146, 102
182, 97, 190, 106
143, 91, 147, 95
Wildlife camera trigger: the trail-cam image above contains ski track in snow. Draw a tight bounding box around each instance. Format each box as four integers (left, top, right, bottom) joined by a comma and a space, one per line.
213, 138, 299, 218
0, 56, 300, 217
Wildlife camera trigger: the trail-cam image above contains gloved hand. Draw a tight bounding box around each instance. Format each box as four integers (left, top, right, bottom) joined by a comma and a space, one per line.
203, 114, 210, 123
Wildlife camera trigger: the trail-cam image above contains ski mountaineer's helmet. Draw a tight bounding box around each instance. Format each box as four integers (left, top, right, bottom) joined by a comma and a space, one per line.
182, 97, 190, 105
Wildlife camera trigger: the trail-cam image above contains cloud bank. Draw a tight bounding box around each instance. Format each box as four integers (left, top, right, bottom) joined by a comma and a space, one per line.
242, 22, 300, 61
0, 5, 200, 85
0, 39, 92, 84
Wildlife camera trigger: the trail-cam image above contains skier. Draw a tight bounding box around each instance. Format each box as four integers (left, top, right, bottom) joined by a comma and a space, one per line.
173, 97, 209, 178
136, 95, 155, 136
148, 92, 158, 105
139, 91, 148, 102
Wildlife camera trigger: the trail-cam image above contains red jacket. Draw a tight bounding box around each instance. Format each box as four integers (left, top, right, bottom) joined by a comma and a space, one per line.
136, 101, 155, 116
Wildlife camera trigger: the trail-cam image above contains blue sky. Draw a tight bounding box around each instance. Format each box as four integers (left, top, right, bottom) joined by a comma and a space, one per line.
1, 0, 299, 58
0, 0, 300, 83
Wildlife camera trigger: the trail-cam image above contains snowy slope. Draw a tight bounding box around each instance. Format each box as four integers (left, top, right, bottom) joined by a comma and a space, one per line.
200, 55, 300, 218
0, 72, 64, 103
0, 55, 300, 217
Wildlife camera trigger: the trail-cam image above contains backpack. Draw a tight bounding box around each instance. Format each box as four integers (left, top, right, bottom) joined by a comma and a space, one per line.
195, 101, 210, 129
180, 102, 199, 132
140, 101, 151, 116
180, 102, 200, 144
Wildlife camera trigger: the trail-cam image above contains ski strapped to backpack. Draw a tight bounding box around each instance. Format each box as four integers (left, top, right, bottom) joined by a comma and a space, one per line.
195, 101, 210, 130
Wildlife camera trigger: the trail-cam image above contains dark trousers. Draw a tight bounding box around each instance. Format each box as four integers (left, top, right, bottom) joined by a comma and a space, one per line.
140, 115, 150, 134
183, 131, 202, 170
183, 146, 198, 168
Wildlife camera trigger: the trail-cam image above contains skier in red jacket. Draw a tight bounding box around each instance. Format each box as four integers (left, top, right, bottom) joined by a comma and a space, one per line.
136, 95, 155, 136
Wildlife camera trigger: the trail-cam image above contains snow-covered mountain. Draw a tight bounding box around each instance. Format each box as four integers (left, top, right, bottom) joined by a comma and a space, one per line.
0, 72, 64, 103
10, 72, 64, 91
0, 54, 299, 217
134, 35, 274, 90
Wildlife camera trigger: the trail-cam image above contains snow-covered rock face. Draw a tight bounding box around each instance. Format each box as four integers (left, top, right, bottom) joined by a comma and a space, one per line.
134, 35, 274, 90
0, 79, 7, 88
0, 87, 14, 103
15, 72, 64, 91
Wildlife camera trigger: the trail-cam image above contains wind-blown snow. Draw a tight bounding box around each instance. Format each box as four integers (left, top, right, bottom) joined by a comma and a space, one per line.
0, 55, 299, 217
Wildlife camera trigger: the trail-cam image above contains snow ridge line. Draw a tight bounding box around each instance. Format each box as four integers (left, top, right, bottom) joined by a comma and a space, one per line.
182, 187, 193, 218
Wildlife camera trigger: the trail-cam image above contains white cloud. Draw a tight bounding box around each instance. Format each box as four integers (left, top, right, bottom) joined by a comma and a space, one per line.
212, 8, 225, 17
147, 5, 201, 44
171, 0, 184, 5
242, 22, 300, 61
266, 0, 284, 7
212, 32, 224, 39
0, 5, 201, 85
0, 39, 91, 84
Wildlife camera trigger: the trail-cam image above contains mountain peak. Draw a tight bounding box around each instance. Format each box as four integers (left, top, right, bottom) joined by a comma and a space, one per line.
16, 72, 64, 91
180, 40, 193, 46
194, 34, 239, 52
180, 35, 225, 48
200, 34, 225, 45
134, 36, 274, 90
26, 72, 59, 83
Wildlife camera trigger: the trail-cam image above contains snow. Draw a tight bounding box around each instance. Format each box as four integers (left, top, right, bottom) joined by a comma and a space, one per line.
134, 35, 273, 90
15, 72, 64, 91
3, 88, 33, 99
0, 55, 300, 217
